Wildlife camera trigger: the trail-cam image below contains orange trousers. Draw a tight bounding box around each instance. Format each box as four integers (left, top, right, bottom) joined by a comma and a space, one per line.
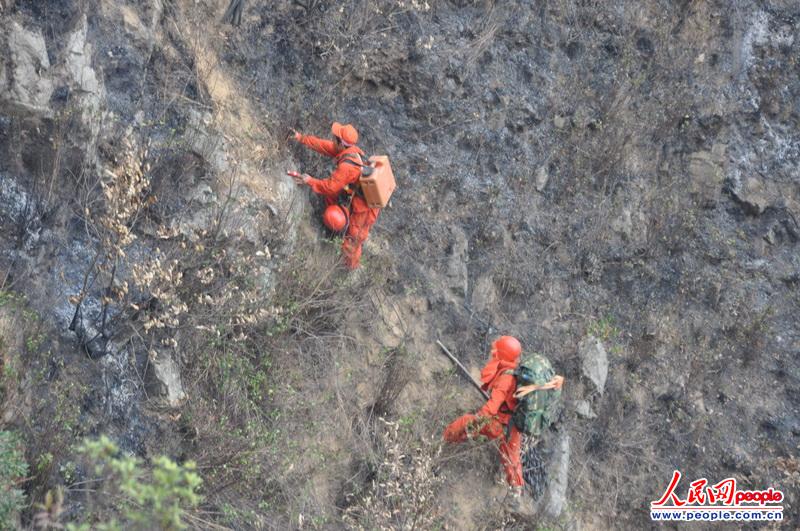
443, 413, 523, 487
324, 195, 379, 269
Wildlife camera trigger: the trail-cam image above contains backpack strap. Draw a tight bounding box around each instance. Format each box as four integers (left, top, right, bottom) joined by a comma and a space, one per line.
338, 153, 364, 167
497, 369, 517, 416
340, 153, 375, 175
337, 152, 373, 197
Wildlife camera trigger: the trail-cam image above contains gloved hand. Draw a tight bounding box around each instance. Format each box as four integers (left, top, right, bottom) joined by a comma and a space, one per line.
287, 170, 310, 185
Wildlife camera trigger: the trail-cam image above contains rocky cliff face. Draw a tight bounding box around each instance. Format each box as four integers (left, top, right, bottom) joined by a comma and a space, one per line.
1, 0, 798, 529
254, 1, 799, 526
1, 0, 300, 485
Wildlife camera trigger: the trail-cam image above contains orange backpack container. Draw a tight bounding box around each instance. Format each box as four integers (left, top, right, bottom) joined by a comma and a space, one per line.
360, 156, 395, 208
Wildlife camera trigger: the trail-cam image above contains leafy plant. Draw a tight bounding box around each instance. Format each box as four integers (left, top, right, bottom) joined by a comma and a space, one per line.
0, 430, 28, 530
587, 315, 620, 342
73, 435, 202, 530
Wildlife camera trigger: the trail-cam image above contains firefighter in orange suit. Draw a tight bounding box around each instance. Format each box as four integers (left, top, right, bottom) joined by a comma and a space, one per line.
289, 122, 379, 270
443, 336, 524, 488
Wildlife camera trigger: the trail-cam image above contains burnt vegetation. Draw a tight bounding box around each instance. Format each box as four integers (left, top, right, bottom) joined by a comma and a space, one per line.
0, 0, 798, 529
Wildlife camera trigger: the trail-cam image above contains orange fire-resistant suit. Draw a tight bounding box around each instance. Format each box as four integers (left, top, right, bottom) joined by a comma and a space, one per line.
298, 134, 380, 270
443, 350, 523, 487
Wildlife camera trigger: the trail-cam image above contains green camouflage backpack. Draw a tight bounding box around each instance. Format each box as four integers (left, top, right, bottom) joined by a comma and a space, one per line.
509, 353, 562, 438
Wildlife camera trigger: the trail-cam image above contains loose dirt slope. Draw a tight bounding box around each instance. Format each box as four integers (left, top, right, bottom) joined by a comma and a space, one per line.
0, 0, 797, 529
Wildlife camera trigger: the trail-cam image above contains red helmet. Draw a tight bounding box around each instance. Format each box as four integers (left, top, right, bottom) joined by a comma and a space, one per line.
492, 336, 521, 361
322, 205, 349, 232
331, 122, 358, 146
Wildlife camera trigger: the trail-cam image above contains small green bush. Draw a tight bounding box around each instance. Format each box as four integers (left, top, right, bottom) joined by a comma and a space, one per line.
0, 430, 28, 530
73, 435, 202, 530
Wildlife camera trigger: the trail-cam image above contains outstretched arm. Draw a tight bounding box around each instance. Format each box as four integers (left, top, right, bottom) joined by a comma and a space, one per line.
297, 133, 338, 158
306, 164, 355, 196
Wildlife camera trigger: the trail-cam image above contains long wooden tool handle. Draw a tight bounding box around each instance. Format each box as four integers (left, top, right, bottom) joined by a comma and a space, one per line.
436, 340, 490, 400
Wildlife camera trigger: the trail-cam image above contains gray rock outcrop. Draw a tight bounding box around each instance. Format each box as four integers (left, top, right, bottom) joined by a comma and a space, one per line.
688, 144, 726, 207
3, 22, 54, 112
544, 433, 571, 518
147, 352, 187, 408
446, 227, 469, 297
580, 336, 609, 396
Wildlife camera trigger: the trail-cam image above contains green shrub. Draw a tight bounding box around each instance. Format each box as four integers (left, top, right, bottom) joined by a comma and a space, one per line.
73, 436, 202, 530
0, 430, 28, 530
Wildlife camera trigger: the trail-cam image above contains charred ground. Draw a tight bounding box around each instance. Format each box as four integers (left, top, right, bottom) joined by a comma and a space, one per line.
0, 0, 798, 529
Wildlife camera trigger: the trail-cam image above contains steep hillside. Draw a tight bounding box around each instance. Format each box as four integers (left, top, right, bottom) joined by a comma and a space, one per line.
0, 0, 798, 529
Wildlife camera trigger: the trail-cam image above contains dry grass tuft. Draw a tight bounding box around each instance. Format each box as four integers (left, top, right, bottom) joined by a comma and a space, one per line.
343, 418, 445, 530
